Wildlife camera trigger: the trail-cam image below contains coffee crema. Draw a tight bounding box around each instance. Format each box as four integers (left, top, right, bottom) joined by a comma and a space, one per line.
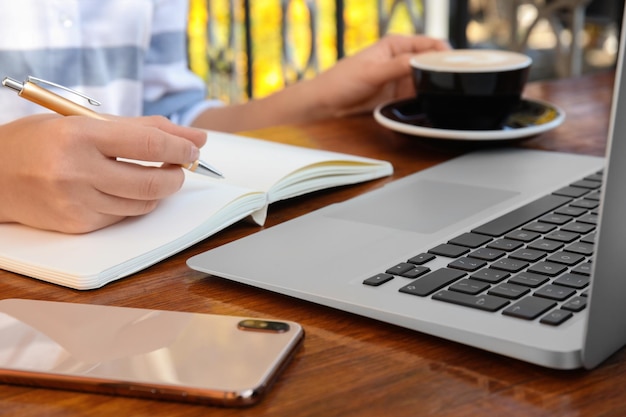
410, 49, 532, 73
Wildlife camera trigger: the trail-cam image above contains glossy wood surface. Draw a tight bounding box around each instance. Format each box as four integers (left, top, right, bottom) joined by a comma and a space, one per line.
0, 71, 621, 417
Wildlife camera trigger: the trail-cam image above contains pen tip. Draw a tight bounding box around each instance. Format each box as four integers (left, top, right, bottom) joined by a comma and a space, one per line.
194, 160, 225, 179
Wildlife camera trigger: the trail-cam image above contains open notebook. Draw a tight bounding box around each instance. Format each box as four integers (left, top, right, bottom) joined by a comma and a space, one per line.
187, 13, 626, 370
0, 131, 392, 289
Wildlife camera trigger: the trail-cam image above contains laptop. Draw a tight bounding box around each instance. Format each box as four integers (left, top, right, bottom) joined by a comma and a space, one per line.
188, 16, 626, 370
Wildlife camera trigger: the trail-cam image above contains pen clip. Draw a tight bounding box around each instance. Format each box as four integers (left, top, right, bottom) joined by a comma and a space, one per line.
27, 76, 101, 107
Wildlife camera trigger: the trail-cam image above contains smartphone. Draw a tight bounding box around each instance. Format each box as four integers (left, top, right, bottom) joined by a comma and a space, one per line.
0, 298, 304, 407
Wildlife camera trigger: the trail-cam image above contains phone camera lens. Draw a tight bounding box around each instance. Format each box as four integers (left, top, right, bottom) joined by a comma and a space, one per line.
238, 319, 290, 333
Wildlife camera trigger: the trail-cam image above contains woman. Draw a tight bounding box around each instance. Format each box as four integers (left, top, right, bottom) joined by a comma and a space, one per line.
0, 0, 448, 233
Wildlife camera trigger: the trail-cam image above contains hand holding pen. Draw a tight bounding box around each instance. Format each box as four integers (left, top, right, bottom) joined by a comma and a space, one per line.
2, 76, 223, 179
0, 76, 220, 233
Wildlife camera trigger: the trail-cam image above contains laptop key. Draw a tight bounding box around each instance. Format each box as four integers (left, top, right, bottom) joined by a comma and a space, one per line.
471, 268, 510, 283
505, 229, 540, 242
578, 213, 598, 225
553, 186, 589, 198
540, 309, 573, 325
522, 222, 557, 233
407, 253, 436, 265
534, 284, 576, 301
432, 290, 510, 312
570, 199, 598, 209
538, 213, 573, 225
401, 266, 431, 279
562, 296, 587, 312
545, 230, 580, 243
490, 258, 529, 273
488, 282, 530, 299
363, 273, 394, 286
487, 238, 524, 251
386, 262, 417, 275
555, 206, 587, 217
448, 257, 486, 272
565, 241, 594, 256
571, 262, 593, 275
448, 232, 492, 248
584, 172, 603, 182
503, 296, 557, 320
580, 232, 596, 244
527, 261, 568, 277
571, 179, 601, 189
561, 222, 595, 234
428, 244, 470, 258
509, 248, 547, 262
399, 268, 466, 296
509, 271, 550, 288
449, 279, 490, 295
546, 251, 585, 266
553, 273, 590, 289
585, 190, 602, 201
468, 247, 505, 261
527, 239, 564, 252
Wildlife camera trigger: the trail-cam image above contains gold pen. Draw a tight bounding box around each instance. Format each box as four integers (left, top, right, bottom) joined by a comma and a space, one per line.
1, 76, 224, 179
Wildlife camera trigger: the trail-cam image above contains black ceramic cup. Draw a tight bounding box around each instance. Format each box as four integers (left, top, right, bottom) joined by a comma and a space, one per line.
410, 49, 532, 130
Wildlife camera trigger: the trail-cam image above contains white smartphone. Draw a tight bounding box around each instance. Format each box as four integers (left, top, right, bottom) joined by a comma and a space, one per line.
0, 298, 304, 407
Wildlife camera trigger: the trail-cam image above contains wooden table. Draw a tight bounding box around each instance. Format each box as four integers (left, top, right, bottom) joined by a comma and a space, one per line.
0, 71, 620, 417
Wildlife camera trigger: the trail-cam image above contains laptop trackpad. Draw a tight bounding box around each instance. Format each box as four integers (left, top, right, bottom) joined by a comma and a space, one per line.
324, 179, 517, 234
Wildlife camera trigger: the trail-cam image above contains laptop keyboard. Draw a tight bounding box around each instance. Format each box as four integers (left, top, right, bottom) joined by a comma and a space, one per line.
363, 171, 603, 326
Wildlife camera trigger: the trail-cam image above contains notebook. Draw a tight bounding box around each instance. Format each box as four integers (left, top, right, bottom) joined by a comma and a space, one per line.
0, 132, 391, 290
187, 14, 626, 370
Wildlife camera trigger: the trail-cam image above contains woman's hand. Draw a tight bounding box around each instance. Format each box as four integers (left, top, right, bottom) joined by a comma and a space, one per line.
192, 34, 449, 132
310, 34, 450, 118
0, 114, 207, 233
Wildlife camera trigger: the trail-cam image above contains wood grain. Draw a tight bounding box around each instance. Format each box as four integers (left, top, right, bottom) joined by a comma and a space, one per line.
0, 71, 620, 417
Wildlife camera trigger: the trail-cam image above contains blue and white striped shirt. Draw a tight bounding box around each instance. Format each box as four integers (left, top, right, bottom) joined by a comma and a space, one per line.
0, 0, 220, 126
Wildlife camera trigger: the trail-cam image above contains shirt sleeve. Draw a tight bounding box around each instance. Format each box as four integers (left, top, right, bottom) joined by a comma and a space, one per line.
143, 0, 223, 125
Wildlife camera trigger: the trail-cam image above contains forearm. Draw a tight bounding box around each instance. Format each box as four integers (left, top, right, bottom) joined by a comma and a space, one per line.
190, 78, 332, 132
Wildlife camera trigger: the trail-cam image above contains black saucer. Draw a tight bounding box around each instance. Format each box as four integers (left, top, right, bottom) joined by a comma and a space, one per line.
374, 98, 564, 141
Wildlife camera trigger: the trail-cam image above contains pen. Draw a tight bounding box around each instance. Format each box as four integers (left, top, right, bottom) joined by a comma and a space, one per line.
1, 76, 224, 179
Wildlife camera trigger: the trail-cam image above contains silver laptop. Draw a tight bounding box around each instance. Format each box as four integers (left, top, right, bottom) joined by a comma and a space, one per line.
188, 17, 626, 370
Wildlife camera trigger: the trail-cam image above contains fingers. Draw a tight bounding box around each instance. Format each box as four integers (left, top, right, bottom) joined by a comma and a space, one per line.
33, 162, 181, 234
35, 159, 184, 233
77, 186, 161, 218
92, 160, 186, 201
128, 115, 208, 148
362, 35, 451, 86
72, 114, 207, 165
84, 118, 201, 166
382, 34, 451, 56
44, 193, 159, 234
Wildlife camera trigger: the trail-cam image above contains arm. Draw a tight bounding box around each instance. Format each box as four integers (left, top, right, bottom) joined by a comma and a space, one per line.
0, 114, 206, 233
191, 34, 450, 132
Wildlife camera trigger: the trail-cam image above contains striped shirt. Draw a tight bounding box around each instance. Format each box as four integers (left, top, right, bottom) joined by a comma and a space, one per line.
0, 0, 220, 126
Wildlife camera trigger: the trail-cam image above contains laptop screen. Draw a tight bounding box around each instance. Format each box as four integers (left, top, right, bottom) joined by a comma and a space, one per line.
582, 8, 626, 369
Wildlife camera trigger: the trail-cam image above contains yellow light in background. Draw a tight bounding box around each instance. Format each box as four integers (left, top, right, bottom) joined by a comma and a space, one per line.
284, 0, 314, 80
250, 1, 283, 97
344, 0, 379, 55
188, 0, 209, 81
188, 0, 418, 102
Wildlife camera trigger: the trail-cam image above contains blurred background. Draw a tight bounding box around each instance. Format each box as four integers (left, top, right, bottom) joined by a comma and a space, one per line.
187, 0, 623, 104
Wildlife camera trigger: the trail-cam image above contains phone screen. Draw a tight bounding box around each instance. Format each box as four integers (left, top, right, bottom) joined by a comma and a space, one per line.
0, 299, 303, 406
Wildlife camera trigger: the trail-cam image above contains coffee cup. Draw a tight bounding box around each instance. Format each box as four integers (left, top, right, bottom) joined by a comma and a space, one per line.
410, 49, 532, 130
